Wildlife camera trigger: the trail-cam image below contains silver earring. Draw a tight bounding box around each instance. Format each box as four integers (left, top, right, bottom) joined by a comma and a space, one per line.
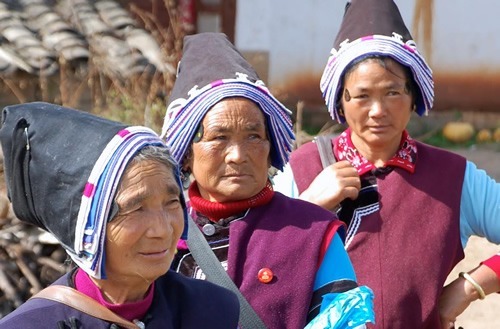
180, 170, 191, 189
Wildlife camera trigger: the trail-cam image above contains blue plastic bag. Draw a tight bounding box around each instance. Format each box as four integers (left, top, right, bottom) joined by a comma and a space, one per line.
305, 285, 375, 329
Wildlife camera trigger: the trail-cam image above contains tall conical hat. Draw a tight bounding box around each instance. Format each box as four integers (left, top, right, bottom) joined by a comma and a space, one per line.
161, 32, 295, 171
0, 102, 187, 279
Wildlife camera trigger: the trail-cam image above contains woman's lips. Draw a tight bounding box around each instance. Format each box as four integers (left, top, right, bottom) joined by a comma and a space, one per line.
140, 249, 168, 258
368, 125, 389, 133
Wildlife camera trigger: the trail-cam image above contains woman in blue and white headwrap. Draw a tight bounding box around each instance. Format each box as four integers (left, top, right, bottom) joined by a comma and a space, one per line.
163, 32, 374, 329
273, 1, 500, 328
0, 102, 239, 329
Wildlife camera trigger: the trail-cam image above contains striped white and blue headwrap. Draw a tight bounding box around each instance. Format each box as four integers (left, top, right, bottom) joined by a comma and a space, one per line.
161, 75, 295, 172
320, 33, 434, 124
71, 126, 187, 279
320, 0, 434, 123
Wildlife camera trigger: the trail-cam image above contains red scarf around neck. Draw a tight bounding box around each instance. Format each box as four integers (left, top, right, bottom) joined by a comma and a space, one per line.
188, 180, 275, 222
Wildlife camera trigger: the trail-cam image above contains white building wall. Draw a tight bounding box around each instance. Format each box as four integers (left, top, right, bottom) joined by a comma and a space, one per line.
235, 0, 344, 86
235, 0, 500, 87
432, 0, 500, 71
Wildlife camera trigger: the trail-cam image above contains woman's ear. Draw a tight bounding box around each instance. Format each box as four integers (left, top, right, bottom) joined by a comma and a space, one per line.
182, 157, 192, 175
182, 146, 194, 170
338, 106, 345, 117
180, 149, 193, 189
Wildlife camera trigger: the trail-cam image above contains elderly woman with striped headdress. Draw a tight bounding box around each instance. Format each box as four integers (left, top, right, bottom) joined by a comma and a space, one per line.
273, 1, 500, 328
162, 32, 374, 329
0, 102, 239, 329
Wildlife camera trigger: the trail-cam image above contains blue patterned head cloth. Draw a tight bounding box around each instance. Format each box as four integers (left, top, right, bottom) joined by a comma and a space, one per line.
161, 33, 295, 171
321, 0, 434, 123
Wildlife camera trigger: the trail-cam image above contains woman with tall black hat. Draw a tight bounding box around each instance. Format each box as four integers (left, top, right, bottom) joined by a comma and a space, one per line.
162, 32, 374, 329
0, 102, 239, 328
273, 0, 500, 328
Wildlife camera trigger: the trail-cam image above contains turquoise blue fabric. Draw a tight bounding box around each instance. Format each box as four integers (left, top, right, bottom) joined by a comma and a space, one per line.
305, 286, 375, 329
314, 233, 356, 290
459, 161, 500, 247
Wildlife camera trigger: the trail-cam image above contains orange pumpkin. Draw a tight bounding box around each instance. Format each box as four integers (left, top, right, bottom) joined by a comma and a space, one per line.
442, 122, 475, 143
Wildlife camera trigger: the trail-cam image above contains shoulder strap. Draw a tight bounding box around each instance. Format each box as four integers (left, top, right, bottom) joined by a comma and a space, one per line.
187, 216, 267, 329
31, 285, 140, 329
314, 135, 337, 169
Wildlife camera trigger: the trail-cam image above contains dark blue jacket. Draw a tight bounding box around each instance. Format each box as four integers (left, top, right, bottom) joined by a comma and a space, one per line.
0, 269, 239, 328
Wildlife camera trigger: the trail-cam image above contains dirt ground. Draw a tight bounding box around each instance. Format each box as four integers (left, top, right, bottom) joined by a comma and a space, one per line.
445, 148, 500, 329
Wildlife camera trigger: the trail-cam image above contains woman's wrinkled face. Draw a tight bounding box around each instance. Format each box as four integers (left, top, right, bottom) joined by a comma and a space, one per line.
105, 160, 184, 285
341, 58, 413, 151
187, 97, 271, 202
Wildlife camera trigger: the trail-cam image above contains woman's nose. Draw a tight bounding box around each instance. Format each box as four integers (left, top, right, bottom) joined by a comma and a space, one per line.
146, 210, 173, 237
225, 143, 246, 163
368, 100, 386, 118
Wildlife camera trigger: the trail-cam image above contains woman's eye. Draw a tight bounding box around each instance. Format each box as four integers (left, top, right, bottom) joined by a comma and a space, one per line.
212, 135, 227, 141
164, 198, 181, 208
118, 204, 142, 215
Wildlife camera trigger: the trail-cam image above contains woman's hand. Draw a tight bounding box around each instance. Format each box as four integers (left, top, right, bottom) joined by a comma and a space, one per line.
299, 160, 361, 211
439, 265, 500, 329
439, 276, 473, 328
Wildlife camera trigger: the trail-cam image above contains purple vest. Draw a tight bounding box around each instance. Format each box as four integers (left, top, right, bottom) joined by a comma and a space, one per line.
226, 192, 341, 329
290, 140, 466, 329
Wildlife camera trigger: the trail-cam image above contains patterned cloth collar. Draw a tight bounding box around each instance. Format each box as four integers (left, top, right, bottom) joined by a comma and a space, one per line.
333, 128, 417, 175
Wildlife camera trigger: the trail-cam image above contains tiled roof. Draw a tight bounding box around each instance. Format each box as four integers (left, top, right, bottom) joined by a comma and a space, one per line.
0, 0, 173, 79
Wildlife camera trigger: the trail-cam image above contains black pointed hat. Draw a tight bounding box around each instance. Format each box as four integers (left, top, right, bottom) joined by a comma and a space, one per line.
0, 102, 186, 278
320, 0, 433, 123
161, 32, 295, 171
